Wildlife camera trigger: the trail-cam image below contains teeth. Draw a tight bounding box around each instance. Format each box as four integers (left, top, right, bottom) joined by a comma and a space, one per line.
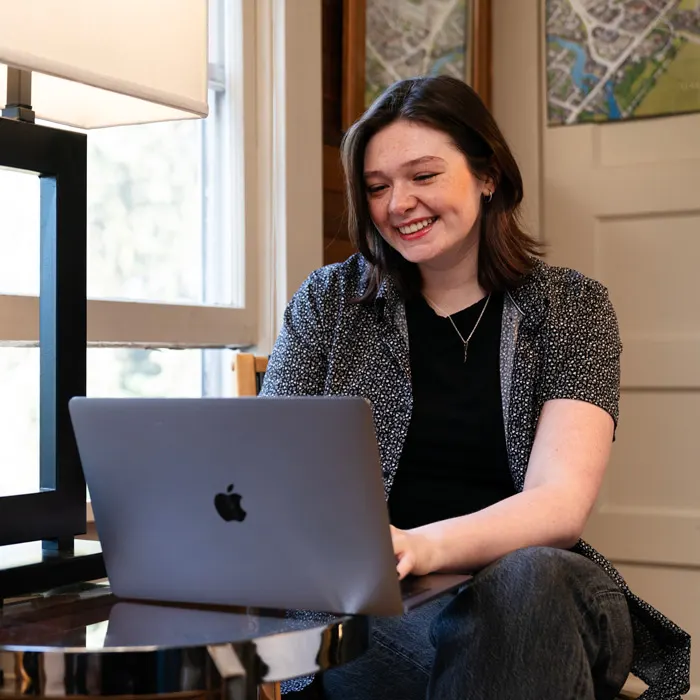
398, 217, 436, 235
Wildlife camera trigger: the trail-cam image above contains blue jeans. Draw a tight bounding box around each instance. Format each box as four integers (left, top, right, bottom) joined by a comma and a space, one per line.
318, 547, 634, 700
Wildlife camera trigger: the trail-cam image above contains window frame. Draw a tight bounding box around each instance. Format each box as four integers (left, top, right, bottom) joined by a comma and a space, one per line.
0, 0, 257, 353
0, 0, 325, 354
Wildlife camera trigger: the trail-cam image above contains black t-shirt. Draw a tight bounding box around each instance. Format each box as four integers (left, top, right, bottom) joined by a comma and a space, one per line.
388, 292, 515, 530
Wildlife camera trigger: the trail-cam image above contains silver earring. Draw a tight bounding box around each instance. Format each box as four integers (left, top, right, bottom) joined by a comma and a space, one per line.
484, 191, 493, 203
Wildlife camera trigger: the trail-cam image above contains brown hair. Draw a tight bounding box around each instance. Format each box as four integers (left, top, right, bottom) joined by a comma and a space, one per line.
340, 75, 542, 301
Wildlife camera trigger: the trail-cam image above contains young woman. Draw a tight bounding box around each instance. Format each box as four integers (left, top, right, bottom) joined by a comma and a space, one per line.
261, 76, 690, 700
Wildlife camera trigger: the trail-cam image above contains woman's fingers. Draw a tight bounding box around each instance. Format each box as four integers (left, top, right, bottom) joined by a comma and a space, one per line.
391, 526, 414, 579
395, 550, 413, 580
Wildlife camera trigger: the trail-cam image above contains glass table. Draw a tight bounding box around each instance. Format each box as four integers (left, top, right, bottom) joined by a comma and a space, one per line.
0, 583, 369, 700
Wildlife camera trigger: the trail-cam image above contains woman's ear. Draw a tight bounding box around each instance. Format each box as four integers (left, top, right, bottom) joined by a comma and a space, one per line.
484, 159, 500, 193
482, 178, 496, 198
486, 169, 499, 192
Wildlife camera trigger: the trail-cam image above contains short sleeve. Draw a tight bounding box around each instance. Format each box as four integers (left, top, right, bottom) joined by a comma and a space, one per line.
539, 280, 622, 428
259, 269, 331, 397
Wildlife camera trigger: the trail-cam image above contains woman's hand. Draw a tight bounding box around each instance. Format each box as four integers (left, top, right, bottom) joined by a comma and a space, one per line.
390, 525, 436, 580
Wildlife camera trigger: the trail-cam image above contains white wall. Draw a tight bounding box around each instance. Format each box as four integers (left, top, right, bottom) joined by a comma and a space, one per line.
492, 1, 700, 696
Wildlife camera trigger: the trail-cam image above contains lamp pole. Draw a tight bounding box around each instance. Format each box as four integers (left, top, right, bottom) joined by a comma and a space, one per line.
2, 67, 35, 122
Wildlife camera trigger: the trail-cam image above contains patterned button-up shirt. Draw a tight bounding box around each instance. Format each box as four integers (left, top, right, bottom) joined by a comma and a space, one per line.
261, 254, 691, 699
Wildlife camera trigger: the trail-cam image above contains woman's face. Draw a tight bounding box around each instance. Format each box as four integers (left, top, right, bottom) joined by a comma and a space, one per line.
363, 120, 490, 271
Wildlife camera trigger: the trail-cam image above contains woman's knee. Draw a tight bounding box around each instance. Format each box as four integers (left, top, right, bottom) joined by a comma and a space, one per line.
475, 546, 578, 600
441, 546, 609, 623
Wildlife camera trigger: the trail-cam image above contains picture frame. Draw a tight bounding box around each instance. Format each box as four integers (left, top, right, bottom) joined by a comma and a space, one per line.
342, 0, 492, 131
545, 0, 700, 126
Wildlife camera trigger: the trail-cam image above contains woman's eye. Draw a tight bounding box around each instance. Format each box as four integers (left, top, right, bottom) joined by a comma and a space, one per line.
367, 184, 387, 194
415, 173, 437, 182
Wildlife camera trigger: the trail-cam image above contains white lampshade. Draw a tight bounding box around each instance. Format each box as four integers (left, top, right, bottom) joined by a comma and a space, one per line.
0, 0, 208, 129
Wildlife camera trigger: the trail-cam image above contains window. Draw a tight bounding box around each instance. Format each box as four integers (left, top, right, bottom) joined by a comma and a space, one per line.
0, 347, 214, 497
0, 0, 248, 499
0, 0, 325, 504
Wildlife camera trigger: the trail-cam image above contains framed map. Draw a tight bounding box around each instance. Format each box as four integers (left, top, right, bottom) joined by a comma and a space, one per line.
546, 0, 700, 126
342, 0, 491, 130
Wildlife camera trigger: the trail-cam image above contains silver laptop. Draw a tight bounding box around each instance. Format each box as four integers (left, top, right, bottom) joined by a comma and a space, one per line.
69, 396, 470, 616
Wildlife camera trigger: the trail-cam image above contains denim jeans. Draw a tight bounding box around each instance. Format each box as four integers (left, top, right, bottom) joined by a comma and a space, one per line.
316, 547, 634, 700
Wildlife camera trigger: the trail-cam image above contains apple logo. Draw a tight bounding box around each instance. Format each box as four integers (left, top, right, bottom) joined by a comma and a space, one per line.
214, 484, 247, 522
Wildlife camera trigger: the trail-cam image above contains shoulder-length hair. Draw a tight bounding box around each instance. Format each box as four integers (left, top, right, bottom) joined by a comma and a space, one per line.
340, 75, 541, 301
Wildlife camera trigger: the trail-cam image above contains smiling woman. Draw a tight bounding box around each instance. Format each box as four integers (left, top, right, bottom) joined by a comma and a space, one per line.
262, 74, 690, 700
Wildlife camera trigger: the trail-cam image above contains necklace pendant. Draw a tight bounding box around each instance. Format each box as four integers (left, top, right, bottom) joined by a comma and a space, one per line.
463, 342, 468, 363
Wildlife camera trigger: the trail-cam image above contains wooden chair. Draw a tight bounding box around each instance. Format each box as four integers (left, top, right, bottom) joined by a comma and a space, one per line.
259, 682, 281, 700
618, 679, 645, 699
232, 352, 268, 397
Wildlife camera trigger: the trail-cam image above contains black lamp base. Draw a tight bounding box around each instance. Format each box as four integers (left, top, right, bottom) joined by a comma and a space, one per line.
0, 117, 88, 549
0, 540, 105, 606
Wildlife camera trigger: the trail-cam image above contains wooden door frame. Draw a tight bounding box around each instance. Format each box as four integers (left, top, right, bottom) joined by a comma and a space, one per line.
342, 0, 493, 130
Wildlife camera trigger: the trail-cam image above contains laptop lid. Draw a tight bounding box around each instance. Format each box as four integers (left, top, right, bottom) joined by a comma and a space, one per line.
69, 396, 469, 616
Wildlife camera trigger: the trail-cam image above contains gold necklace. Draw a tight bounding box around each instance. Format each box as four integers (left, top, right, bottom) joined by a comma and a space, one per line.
423, 293, 492, 363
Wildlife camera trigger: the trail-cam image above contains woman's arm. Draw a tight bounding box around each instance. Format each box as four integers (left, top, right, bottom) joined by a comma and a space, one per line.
393, 397, 614, 578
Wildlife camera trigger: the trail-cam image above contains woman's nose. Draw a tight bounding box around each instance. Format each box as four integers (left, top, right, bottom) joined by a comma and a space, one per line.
388, 185, 416, 217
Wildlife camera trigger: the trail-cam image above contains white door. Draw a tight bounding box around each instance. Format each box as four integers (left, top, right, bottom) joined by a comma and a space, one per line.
494, 1, 700, 695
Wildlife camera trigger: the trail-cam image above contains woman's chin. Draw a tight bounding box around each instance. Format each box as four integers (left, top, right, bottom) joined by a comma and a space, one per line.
394, 240, 446, 265
396, 240, 476, 271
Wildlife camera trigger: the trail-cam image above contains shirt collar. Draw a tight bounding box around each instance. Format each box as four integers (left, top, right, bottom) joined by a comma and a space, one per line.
362, 255, 550, 330
507, 258, 549, 332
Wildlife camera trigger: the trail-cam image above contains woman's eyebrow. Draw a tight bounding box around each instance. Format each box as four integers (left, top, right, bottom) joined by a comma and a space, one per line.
364, 155, 446, 179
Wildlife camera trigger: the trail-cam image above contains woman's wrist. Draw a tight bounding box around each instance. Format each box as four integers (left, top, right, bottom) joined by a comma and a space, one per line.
411, 522, 449, 574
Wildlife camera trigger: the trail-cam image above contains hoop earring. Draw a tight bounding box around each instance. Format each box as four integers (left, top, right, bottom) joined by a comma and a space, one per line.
484, 191, 493, 203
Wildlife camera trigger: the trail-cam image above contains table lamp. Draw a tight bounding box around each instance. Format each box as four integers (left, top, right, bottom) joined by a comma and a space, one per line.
0, 0, 209, 599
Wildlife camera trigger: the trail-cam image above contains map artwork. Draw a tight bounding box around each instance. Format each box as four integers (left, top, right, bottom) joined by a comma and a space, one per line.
547, 0, 700, 125
365, 0, 468, 108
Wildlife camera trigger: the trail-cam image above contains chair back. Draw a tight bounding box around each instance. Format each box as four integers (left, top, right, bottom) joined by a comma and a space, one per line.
232, 353, 268, 396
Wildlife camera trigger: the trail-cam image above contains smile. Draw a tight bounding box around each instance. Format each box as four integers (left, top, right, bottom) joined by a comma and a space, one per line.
397, 216, 438, 235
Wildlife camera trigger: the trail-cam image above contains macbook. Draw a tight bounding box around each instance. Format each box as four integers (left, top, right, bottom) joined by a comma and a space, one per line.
69, 396, 471, 616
